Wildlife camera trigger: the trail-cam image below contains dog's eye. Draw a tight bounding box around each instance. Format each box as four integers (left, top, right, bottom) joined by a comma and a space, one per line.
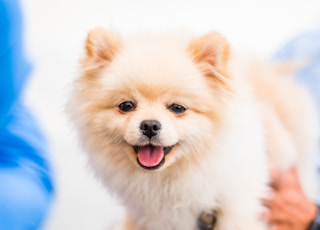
168, 104, 186, 114
119, 101, 136, 112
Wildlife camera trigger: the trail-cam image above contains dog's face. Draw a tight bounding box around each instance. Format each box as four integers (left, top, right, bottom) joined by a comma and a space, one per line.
70, 29, 233, 173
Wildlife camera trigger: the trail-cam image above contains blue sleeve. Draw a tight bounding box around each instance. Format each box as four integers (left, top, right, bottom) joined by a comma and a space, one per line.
0, 0, 31, 127
0, 0, 54, 194
0, 102, 54, 192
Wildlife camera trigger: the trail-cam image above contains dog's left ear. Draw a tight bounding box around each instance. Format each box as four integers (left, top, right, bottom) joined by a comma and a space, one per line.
188, 32, 230, 79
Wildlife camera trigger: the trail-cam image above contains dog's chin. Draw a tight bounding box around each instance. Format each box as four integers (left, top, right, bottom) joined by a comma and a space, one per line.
132, 144, 174, 171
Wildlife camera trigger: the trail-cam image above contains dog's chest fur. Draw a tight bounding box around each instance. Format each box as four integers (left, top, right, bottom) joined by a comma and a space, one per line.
123, 163, 221, 230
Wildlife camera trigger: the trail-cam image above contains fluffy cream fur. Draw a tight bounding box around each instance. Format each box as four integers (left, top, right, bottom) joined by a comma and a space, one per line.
68, 29, 319, 230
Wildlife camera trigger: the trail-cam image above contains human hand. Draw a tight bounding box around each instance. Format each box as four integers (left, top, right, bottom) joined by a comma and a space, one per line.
261, 166, 317, 230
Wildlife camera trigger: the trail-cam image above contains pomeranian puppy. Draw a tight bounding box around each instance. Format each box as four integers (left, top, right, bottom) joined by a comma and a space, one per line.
68, 29, 319, 230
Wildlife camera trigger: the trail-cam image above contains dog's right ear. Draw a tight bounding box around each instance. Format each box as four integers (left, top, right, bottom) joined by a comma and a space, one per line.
188, 32, 230, 79
188, 32, 233, 93
84, 28, 122, 66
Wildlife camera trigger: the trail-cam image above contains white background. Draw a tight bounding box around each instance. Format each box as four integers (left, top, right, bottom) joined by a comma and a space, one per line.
20, 1, 320, 229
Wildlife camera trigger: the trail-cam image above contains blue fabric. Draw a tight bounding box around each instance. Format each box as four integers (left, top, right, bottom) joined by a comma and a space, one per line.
0, 0, 54, 229
0, 102, 54, 192
0, 168, 52, 230
0, 0, 31, 127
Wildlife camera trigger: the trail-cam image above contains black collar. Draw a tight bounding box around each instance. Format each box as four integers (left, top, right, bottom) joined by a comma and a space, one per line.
197, 210, 217, 230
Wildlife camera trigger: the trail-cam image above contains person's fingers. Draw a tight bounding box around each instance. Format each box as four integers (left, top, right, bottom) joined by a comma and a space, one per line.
270, 223, 292, 230
261, 197, 273, 208
262, 166, 316, 230
267, 209, 290, 224
279, 166, 302, 190
262, 193, 293, 223
269, 167, 282, 190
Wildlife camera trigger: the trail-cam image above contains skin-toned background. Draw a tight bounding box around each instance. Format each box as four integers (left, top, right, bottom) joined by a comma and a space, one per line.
21, 0, 320, 229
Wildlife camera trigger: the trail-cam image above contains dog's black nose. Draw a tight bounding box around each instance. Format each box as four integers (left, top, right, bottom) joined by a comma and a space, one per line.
140, 120, 161, 138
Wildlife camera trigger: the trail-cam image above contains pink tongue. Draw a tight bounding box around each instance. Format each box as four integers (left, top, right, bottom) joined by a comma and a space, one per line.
137, 145, 164, 167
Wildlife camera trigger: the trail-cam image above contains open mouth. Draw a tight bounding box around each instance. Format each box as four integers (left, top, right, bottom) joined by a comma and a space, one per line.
133, 145, 173, 170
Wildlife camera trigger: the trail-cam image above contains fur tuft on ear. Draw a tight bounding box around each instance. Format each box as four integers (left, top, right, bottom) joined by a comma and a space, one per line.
84, 28, 122, 64
188, 32, 230, 79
